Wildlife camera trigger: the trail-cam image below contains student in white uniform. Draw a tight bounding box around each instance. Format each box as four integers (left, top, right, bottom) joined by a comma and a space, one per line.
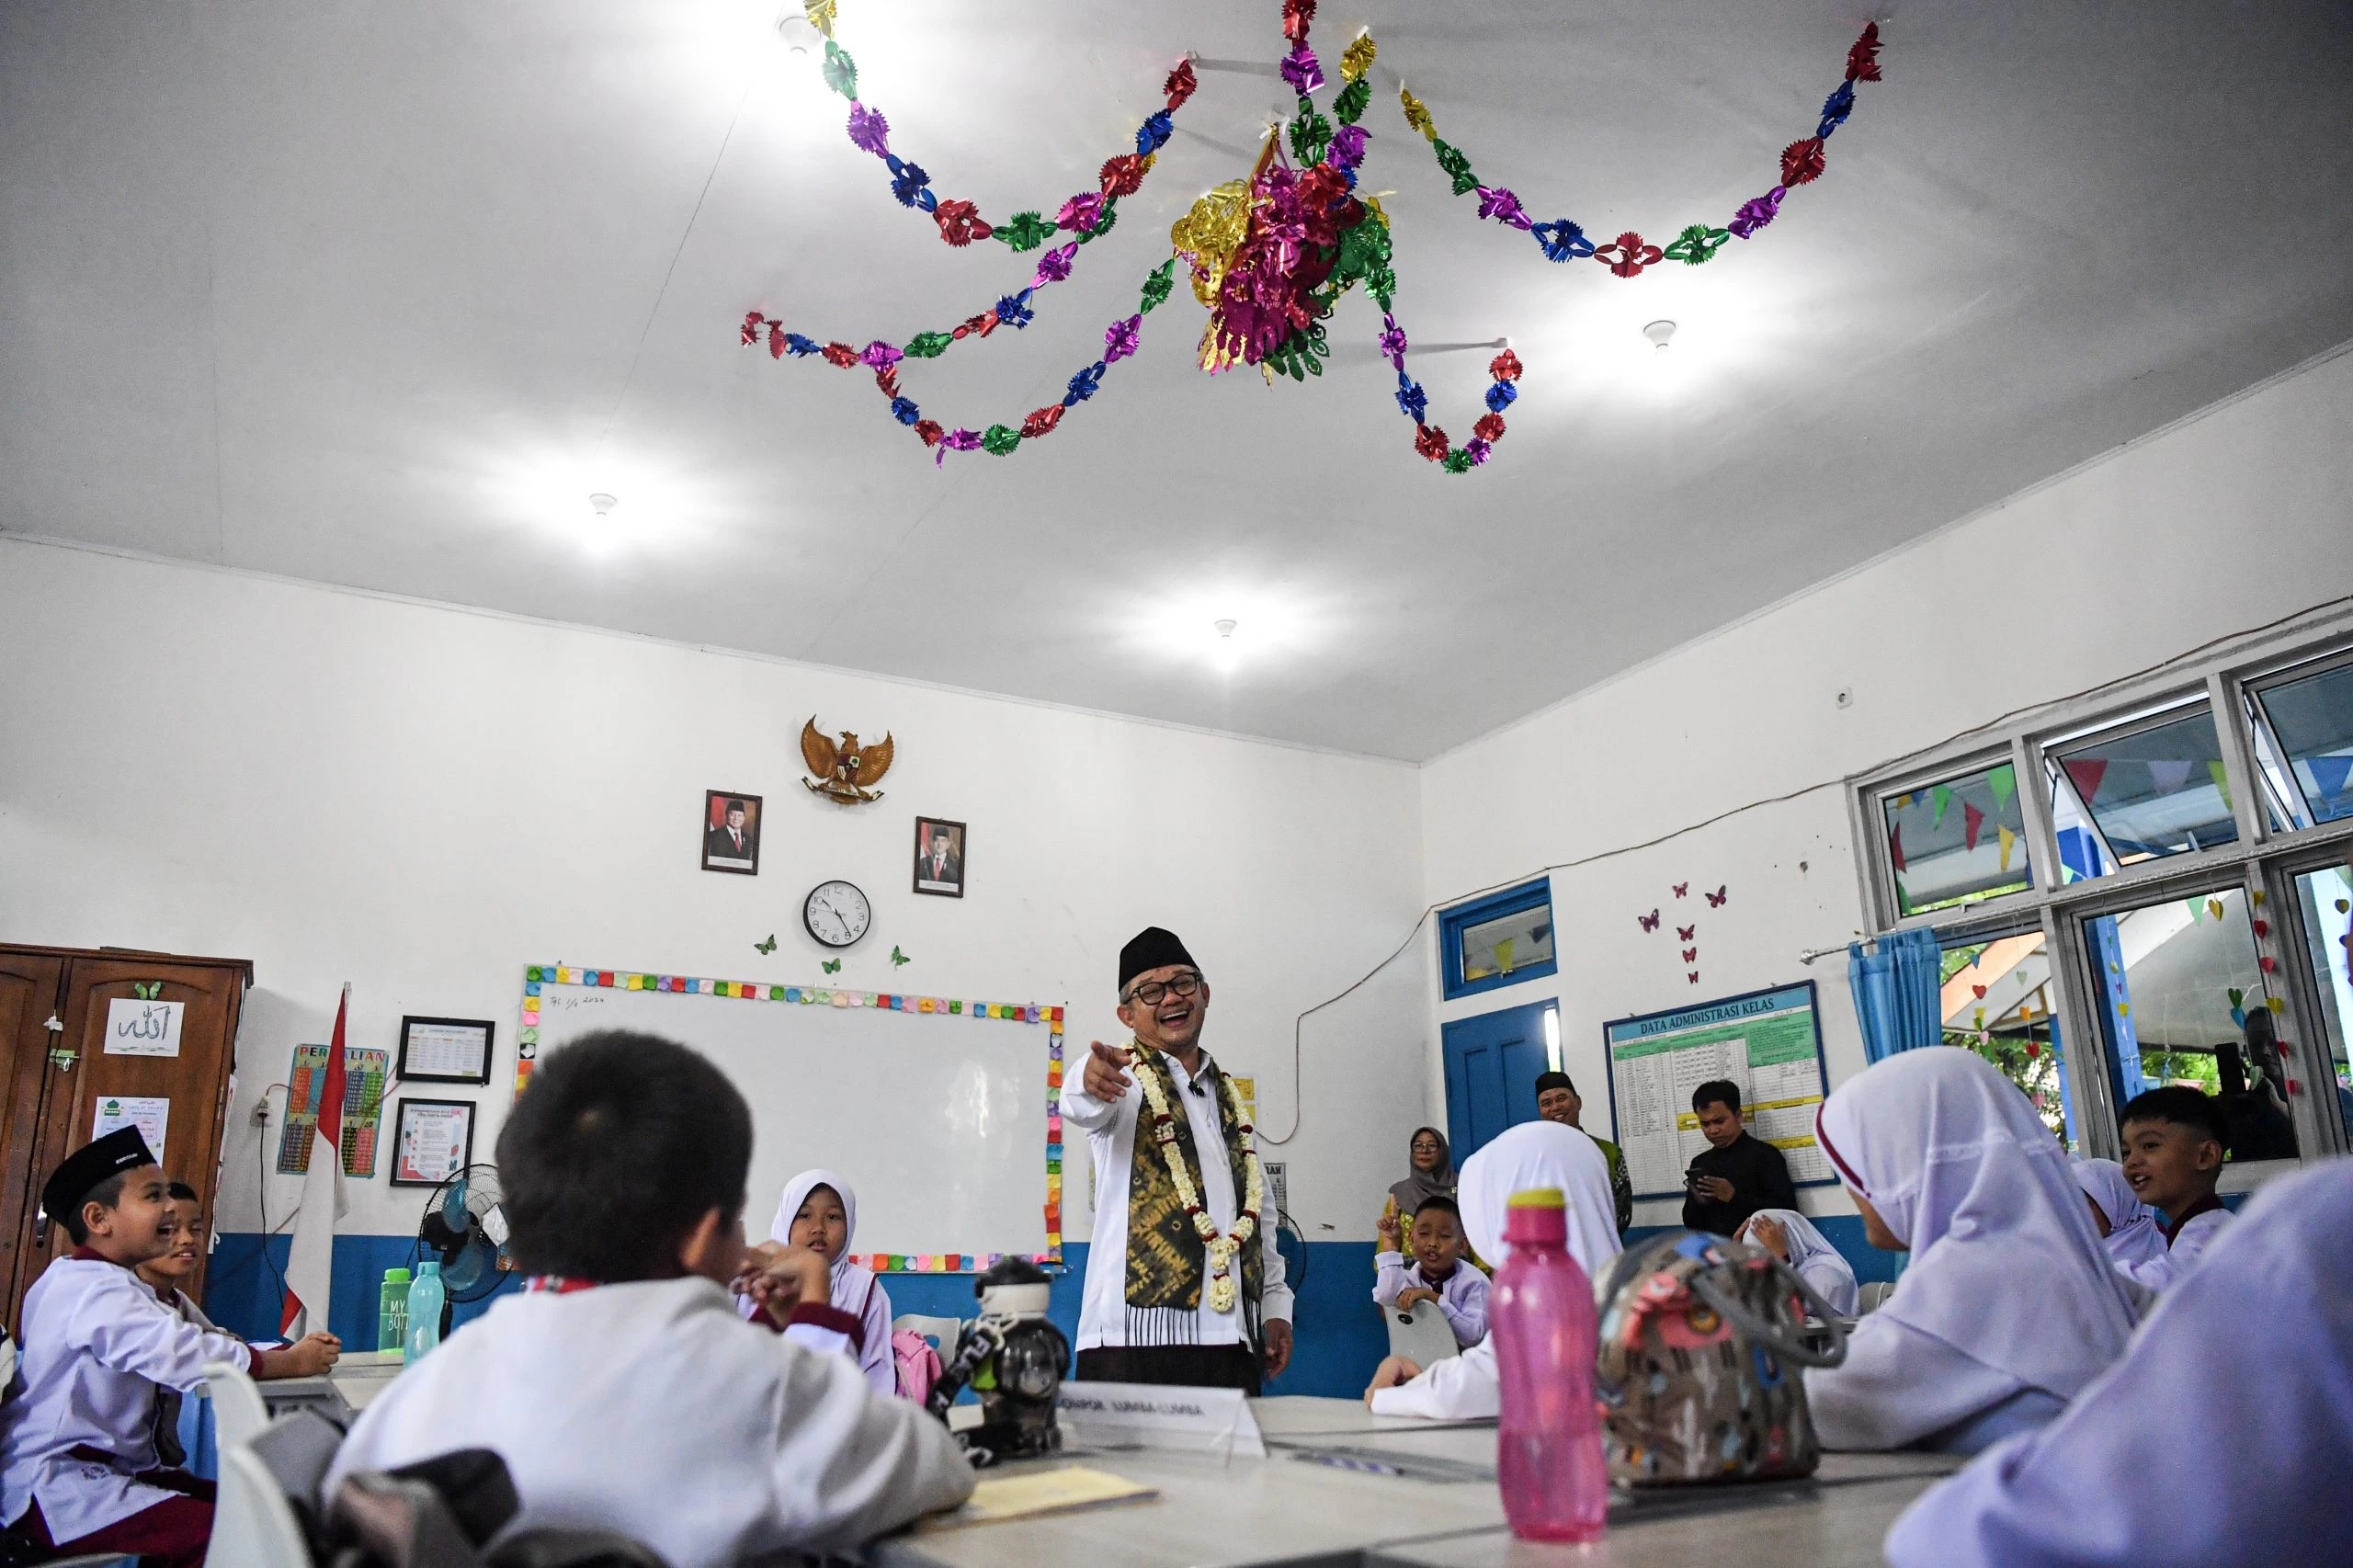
1371, 1193, 1488, 1347
2118, 1085, 2233, 1289
2073, 1157, 2171, 1286
137, 1182, 228, 1332
1806, 1049, 2140, 1454
1737, 1207, 1860, 1316
1362, 1119, 1621, 1417
327, 1029, 973, 1568
1885, 1157, 2353, 1568
753, 1170, 898, 1395
0, 1130, 339, 1568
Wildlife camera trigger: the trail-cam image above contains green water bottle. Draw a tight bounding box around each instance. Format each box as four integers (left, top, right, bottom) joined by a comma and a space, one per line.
379, 1267, 411, 1354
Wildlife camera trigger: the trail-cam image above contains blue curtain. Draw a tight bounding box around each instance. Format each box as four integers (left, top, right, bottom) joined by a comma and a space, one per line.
1847, 927, 1945, 1063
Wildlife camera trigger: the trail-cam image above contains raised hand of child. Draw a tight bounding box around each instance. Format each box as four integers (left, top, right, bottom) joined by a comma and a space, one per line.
1743, 1214, 1790, 1261
1376, 1205, 1402, 1250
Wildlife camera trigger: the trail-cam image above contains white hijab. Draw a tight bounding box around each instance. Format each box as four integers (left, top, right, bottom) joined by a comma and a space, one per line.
770, 1167, 864, 1295
1458, 1120, 1622, 1281
1815, 1048, 2137, 1396
1740, 1208, 1859, 1316
2072, 1158, 2168, 1274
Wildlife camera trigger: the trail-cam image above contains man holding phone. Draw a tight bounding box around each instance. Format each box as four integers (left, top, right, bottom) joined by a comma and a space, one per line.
1681, 1080, 1796, 1236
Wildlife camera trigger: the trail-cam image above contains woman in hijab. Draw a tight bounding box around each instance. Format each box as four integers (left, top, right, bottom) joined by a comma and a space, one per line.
2073, 1157, 2170, 1286
1737, 1208, 1860, 1316
1885, 1157, 2353, 1568
1806, 1049, 2140, 1454
750, 1169, 898, 1395
1364, 1120, 1621, 1418
1382, 1127, 1455, 1230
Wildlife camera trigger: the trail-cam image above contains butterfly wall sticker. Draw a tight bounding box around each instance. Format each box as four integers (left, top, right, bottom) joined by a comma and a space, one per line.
1683, 948, 1698, 963
1677, 926, 1695, 941
755, 934, 778, 955
1637, 909, 1661, 933
1705, 885, 1728, 907
1688, 971, 1701, 985
1673, 882, 1689, 898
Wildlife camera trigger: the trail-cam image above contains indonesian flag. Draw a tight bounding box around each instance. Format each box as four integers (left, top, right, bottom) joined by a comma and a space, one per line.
281, 985, 351, 1336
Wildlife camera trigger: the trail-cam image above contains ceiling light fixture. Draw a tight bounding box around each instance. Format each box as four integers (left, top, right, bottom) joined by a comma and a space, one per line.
1643, 320, 1677, 351
1214, 618, 1238, 639
588, 493, 619, 517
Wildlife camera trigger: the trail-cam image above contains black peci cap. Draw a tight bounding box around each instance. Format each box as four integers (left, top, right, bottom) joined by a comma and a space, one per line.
40, 1127, 158, 1225
1119, 926, 1199, 991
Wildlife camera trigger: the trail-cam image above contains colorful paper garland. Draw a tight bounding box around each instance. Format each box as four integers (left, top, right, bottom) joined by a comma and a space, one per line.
515, 963, 1064, 1271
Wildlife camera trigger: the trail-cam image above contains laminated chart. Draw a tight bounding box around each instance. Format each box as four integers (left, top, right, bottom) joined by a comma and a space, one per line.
276, 1044, 389, 1176
1604, 983, 1835, 1199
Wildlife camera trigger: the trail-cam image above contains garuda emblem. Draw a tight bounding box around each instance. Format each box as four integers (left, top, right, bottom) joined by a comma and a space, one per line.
801, 719, 894, 804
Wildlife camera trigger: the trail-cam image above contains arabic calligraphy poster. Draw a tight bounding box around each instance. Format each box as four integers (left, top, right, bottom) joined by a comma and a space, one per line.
275, 1043, 390, 1176
103, 997, 184, 1057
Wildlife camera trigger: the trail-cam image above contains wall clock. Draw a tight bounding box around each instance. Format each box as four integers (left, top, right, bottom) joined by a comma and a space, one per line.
803, 881, 872, 949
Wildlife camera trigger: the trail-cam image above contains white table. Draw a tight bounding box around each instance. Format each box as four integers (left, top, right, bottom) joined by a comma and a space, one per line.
873, 1397, 1961, 1568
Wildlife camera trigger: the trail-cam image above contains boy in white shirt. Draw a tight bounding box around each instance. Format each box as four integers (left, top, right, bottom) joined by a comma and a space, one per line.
2119, 1085, 2233, 1289
327, 1028, 974, 1567
1371, 1195, 1488, 1347
0, 1130, 339, 1567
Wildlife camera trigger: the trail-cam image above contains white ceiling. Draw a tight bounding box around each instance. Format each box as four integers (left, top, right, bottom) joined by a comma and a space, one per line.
6, 1, 2351, 760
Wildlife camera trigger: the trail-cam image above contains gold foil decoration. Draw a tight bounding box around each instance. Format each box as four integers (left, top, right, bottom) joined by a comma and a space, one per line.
1171, 178, 1253, 308
1400, 84, 1435, 141
1339, 31, 1378, 84
803, 0, 837, 39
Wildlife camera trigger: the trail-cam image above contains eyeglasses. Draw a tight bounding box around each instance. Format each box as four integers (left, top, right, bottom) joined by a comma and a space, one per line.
1124, 971, 1203, 1006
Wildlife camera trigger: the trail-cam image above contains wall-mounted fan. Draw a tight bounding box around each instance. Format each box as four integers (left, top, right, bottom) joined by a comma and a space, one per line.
415, 1163, 511, 1335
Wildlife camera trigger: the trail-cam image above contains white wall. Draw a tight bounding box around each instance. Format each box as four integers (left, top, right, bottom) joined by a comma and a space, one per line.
0, 539, 1429, 1244
1419, 344, 2353, 1225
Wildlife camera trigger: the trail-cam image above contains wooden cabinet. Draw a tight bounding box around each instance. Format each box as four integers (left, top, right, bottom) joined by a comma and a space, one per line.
0, 945, 251, 1331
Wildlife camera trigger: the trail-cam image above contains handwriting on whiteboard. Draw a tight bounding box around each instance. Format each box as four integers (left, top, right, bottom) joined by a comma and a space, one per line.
104, 999, 185, 1058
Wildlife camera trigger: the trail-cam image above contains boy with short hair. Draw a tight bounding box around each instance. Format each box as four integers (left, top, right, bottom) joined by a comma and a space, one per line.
0, 1131, 340, 1568
1373, 1194, 1489, 1347
137, 1182, 227, 1332
327, 1029, 973, 1567
2119, 1085, 2233, 1289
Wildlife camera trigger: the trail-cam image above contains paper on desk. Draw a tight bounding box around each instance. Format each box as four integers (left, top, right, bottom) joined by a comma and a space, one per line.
1055, 1381, 1266, 1459
915, 1466, 1157, 1531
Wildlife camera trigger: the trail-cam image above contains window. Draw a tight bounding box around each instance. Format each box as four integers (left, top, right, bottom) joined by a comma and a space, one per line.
2082, 885, 2293, 1164
1941, 930, 2072, 1150
2290, 861, 2353, 1141
1881, 762, 2030, 916
2051, 705, 2240, 873
1439, 880, 1556, 1000
1850, 617, 2353, 1168
2250, 655, 2353, 827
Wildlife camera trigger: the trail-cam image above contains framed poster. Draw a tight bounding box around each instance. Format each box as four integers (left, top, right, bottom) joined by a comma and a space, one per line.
391, 1098, 475, 1187
397, 1016, 494, 1085
702, 790, 763, 875
913, 816, 966, 897
1601, 981, 1836, 1201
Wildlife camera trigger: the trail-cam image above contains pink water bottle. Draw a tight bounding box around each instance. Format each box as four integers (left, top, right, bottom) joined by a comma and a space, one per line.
1491, 1187, 1608, 1543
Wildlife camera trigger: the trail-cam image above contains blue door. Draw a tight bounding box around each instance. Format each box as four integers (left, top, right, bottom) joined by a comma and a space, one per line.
1442, 1000, 1556, 1164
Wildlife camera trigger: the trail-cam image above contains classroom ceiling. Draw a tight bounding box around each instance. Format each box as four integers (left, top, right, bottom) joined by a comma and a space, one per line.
6, 1, 2352, 761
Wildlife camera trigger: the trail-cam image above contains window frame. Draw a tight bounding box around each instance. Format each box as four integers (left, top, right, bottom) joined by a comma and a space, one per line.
1438, 878, 1558, 1001
1849, 603, 2353, 1168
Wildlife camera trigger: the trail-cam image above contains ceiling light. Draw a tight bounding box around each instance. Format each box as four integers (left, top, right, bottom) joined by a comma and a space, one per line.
1643, 320, 1677, 350
1214, 619, 1238, 639
588, 493, 619, 517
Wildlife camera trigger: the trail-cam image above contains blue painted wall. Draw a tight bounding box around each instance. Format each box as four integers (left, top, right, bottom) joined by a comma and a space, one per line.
209, 1235, 1391, 1398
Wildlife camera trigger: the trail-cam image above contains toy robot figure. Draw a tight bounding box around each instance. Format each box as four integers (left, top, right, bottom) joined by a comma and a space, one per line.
926, 1256, 1070, 1465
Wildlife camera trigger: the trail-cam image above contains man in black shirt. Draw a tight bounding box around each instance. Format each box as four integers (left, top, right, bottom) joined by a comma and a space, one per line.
1682, 1079, 1797, 1236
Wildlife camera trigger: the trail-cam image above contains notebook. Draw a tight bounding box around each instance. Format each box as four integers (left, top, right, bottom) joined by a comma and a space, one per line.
915, 1465, 1158, 1531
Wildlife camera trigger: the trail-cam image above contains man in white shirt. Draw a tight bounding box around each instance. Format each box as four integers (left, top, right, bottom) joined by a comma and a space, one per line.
1063, 927, 1293, 1390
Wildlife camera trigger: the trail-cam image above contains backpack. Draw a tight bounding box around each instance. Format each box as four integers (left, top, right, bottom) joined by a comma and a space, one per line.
892, 1328, 943, 1404
1591, 1230, 1848, 1486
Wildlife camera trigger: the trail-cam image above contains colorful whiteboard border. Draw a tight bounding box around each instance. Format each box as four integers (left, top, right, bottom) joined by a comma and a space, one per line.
516, 962, 1064, 1272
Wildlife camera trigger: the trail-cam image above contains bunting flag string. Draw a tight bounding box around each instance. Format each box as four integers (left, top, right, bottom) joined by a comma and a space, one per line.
1394, 21, 1884, 274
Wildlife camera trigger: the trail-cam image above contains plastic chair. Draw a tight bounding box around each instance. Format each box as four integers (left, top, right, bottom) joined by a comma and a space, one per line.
207, 1441, 313, 1568
891, 1312, 962, 1356
1383, 1297, 1463, 1365
1857, 1280, 1896, 1314
203, 1358, 273, 1455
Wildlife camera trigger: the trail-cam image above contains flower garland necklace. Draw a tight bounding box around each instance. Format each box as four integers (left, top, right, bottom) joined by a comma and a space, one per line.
1133, 1052, 1267, 1315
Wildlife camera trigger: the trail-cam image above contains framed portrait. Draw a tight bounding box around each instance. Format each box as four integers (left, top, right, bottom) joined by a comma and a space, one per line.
396, 1016, 494, 1085
391, 1098, 476, 1187
913, 816, 966, 897
702, 790, 763, 875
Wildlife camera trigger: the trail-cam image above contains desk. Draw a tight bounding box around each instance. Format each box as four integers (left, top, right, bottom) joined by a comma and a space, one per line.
874, 1398, 1959, 1568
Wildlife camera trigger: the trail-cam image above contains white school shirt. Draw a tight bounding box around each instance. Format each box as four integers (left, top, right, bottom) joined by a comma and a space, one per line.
1371, 1255, 1489, 1346
2126, 1205, 2233, 1290
0, 1252, 260, 1542
1060, 1048, 1292, 1350
326, 1278, 972, 1568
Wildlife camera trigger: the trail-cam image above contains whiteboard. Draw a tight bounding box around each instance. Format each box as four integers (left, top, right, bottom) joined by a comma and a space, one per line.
518, 965, 1060, 1268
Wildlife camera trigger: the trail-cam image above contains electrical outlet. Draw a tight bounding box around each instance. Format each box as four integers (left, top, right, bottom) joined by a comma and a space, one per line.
252, 1101, 271, 1127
